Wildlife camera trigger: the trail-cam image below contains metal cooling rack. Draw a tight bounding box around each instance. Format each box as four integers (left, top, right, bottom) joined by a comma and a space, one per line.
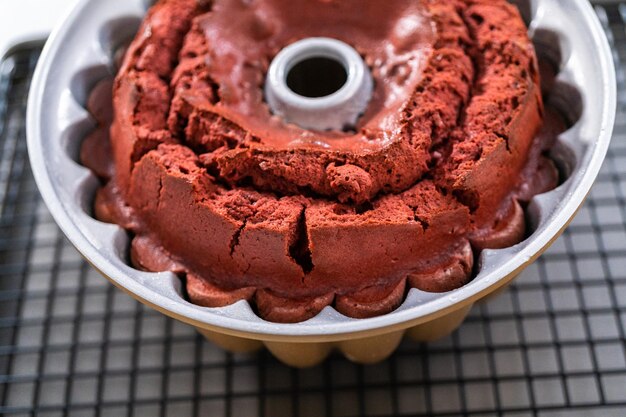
0, 2, 625, 416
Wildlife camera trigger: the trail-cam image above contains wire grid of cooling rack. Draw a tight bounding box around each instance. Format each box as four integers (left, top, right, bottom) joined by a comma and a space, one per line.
0, 3, 625, 417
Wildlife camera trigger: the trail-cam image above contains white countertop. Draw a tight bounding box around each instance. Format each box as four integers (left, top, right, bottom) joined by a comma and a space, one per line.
0, 0, 78, 59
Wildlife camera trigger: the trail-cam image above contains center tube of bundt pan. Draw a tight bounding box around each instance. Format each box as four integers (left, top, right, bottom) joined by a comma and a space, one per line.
265, 37, 374, 131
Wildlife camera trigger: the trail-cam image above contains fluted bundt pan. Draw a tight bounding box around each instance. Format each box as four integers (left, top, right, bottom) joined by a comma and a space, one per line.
27, 0, 615, 366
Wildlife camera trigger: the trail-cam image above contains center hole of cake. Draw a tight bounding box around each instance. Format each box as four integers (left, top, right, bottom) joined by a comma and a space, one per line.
286, 57, 348, 98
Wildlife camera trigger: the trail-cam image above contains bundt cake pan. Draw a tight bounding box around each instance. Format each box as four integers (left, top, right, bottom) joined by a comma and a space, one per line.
27, 0, 615, 367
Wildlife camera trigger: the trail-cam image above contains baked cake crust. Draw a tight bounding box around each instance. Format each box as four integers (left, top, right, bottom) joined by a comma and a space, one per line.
82, 0, 559, 322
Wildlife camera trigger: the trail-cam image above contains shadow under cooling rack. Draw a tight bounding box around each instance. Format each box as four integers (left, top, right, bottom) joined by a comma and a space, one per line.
1, 2, 626, 417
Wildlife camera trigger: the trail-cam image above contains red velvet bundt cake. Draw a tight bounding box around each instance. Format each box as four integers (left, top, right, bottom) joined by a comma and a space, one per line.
81, 0, 560, 322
